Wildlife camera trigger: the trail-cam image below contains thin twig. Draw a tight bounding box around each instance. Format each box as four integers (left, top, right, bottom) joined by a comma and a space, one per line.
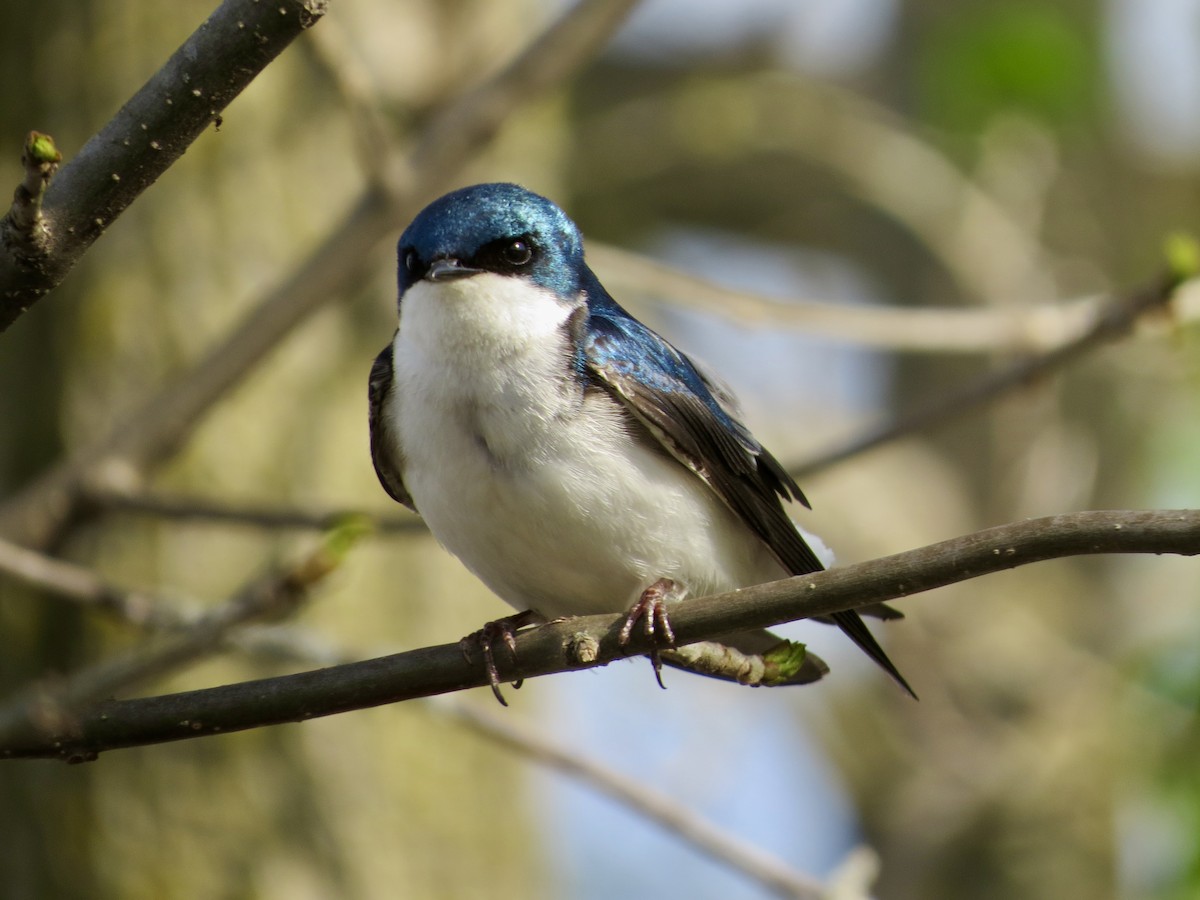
0, 534, 357, 669
0, 0, 642, 551
589, 243, 1103, 355
440, 698, 826, 899
0, 536, 190, 629
2, 508, 1198, 761
0, 0, 330, 332
86, 486, 425, 533
0, 524, 364, 760
790, 272, 1188, 479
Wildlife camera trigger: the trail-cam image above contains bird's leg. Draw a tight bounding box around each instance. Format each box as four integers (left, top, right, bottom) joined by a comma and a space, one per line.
619, 578, 681, 689
459, 609, 542, 706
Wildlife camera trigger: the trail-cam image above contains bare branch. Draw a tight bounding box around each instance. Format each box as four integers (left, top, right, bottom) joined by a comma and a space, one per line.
0, 533, 828, 896
2, 508, 1197, 762
589, 243, 1103, 355
0, 0, 330, 332
401, 0, 642, 191
5, 529, 825, 896
441, 699, 826, 899
4, 524, 827, 896
0, 524, 364, 760
791, 271, 1188, 478
0, 534, 358, 671
0, 536, 189, 629
0, 0, 642, 550
85, 486, 424, 534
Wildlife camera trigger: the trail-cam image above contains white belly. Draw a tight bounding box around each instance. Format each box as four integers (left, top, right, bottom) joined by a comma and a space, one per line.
402, 392, 782, 617
387, 275, 783, 618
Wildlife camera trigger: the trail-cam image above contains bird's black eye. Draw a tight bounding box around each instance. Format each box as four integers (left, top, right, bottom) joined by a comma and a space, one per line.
476, 235, 537, 272
404, 250, 419, 273
502, 239, 533, 266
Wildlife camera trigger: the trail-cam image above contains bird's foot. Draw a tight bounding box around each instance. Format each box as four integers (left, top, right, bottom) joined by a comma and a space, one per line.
619, 578, 682, 689
460, 609, 541, 706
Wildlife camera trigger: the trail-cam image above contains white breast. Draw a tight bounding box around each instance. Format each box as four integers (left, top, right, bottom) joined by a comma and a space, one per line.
386, 274, 783, 619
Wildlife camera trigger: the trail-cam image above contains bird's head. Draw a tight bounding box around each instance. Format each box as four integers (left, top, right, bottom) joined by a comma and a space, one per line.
397, 183, 587, 301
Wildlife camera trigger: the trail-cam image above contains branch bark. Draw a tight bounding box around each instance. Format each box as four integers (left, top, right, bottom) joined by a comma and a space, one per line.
3, 509, 1197, 762
0, 0, 329, 332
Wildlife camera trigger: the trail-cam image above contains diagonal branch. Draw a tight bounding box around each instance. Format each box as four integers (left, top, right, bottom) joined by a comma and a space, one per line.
0, 534, 359, 671
0, 535, 190, 629
790, 270, 1190, 479
0, 0, 330, 332
441, 699, 827, 899
2, 508, 1197, 762
0, 523, 364, 759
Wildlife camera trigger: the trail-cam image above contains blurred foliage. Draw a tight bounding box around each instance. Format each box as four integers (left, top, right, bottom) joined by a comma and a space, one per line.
3, 0, 1200, 899
917, 4, 1095, 133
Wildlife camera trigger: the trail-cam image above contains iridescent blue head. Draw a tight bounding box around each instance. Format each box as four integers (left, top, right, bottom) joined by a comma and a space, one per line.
397, 183, 586, 299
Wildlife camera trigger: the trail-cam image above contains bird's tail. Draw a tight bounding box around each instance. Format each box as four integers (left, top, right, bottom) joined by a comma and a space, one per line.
831, 609, 917, 699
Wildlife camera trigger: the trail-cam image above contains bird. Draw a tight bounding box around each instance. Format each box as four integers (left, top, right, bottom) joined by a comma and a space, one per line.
369, 182, 913, 702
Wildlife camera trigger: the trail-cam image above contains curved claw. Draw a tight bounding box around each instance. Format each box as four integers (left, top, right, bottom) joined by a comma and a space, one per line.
460, 609, 539, 706
619, 578, 682, 690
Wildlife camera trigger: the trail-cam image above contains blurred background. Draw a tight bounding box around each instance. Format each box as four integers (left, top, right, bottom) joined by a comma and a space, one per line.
2, 0, 1200, 897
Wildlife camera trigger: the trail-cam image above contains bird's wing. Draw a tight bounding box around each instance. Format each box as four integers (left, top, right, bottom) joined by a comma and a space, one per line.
582, 308, 915, 697
368, 341, 416, 512
582, 310, 817, 570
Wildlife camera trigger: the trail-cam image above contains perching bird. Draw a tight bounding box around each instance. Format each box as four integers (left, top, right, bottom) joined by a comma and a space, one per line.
369, 183, 912, 702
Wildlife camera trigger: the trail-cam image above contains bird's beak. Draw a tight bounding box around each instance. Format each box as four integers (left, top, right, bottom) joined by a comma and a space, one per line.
427, 257, 483, 282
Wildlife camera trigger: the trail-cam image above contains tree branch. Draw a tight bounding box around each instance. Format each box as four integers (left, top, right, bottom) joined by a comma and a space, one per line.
0, 532, 827, 895
0, 0, 329, 332
590, 242, 1108, 355
84, 486, 424, 534
0, 523, 364, 759
0, 533, 360, 672
440, 699, 827, 899
791, 270, 1188, 478
2, 509, 1197, 762
0, 536, 190, 629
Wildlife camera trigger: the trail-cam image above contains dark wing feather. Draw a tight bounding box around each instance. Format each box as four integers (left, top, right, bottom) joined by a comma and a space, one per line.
582, 304, 915, 697
368, 341, 416, 511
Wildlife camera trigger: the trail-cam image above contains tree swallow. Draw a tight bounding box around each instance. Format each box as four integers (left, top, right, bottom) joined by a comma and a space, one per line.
369, 182, 913, 701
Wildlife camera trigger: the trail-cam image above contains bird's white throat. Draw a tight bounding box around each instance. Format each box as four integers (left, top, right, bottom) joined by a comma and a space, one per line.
398, 274, 576, 370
